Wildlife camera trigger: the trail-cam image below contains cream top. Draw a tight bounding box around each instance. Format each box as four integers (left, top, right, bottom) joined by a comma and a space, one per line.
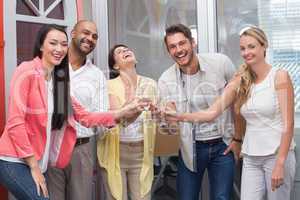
241, 68, 295, 156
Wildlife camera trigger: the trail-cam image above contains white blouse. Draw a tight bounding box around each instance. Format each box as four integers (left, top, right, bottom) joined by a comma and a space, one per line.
241, 68, 295, 156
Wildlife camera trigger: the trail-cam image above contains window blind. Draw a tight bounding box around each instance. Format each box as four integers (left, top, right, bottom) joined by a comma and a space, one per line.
259, 0, 300, 111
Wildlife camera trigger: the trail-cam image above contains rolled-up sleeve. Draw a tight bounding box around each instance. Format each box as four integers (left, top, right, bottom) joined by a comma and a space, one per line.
71, 97, 116, 128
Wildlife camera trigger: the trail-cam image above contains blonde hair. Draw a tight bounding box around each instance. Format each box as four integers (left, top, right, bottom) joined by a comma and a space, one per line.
235, 26, 269, 113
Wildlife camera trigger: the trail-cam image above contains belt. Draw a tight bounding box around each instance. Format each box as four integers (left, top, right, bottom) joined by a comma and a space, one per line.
75, 137, 90, 147
196, 137, 223, 144
120, 140, 144, 147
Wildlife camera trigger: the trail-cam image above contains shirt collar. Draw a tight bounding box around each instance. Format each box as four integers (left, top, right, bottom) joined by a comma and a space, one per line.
197, 54, 208, 72
69, 58, 93, 76
174, 54, 207, 76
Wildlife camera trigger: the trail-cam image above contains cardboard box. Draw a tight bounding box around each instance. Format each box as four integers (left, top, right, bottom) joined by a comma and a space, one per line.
154, 128, 180, 156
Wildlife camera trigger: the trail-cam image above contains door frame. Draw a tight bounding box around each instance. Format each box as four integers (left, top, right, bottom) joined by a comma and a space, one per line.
0, 0, 7, 198
0, 0, 5, 134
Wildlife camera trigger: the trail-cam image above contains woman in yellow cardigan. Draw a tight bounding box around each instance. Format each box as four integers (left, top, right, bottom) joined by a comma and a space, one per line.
97, 44, 158, 200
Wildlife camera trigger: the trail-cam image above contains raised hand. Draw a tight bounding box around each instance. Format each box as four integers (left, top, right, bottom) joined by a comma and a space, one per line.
121, 98, 145, 118
161, 101, 180, 123
158, 101, 180, 134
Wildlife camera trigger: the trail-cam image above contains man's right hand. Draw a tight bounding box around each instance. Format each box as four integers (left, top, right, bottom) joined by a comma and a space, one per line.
161, 101, 178, 122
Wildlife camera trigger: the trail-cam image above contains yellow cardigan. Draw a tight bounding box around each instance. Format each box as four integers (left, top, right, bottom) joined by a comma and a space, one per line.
97, 76, 157, 200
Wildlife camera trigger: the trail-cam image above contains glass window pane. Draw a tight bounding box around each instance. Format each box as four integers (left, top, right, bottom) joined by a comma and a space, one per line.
17, 1, 37, 16
45, 0, 56, 10
16, 22, 43, 65
46, 1, 64, 19
108, 0, 197, 80
217, 0, 300, 112
32, 0, 39, 8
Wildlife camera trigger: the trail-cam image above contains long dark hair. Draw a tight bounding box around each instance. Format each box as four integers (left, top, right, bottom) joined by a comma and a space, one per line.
108, 44, 128, 79
33, 24, 71, 130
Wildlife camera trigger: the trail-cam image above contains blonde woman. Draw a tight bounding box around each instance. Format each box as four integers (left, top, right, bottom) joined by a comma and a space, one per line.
97, 44, 158, 200
166, 26, 295, 200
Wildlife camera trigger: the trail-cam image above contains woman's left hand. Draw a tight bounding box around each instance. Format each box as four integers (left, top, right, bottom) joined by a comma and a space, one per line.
271, 163, 284, 191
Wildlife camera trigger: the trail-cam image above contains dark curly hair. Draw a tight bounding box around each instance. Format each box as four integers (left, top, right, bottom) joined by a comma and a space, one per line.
108, 44, 128, 79
164, 23, 193, 51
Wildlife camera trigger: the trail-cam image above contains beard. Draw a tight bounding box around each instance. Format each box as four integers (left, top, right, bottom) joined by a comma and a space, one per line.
174, 50, 195, 68
76, 38, 95, 55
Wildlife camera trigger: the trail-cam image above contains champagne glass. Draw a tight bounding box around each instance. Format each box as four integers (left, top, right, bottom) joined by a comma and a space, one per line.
141, 96, 152, 111
159, 99, 180, 135
136, 83, 153, 111
158, 99, 170, 134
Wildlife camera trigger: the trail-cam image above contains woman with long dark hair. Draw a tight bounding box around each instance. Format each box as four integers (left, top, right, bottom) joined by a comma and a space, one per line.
0, 25, 144, 200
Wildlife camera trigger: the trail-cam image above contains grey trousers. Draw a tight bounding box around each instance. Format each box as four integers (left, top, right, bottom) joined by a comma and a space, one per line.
241, 151, 296, 200
46, 142, 94, 200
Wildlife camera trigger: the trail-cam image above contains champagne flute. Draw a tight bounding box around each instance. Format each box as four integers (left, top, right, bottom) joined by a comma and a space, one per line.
141, 96, 152, 111
136, 83, 153, 111
159, 99, 180, 135
158, 99, 170, 134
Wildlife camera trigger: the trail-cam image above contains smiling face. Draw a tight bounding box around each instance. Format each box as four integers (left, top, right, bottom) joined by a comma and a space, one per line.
71, 21, 98, 55
113, 46, 137, 70
240, 35, 266, 66
165, 32, 196, 68
40, 29, 68, 68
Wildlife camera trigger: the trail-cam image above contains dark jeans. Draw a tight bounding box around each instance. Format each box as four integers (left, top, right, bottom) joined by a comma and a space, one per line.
177, 141, 235, 200
0, 160, 49, 200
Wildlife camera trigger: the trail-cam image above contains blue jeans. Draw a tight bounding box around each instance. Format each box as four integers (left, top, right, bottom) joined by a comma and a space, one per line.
0, 160, 49, 200
177, 140, 235, 200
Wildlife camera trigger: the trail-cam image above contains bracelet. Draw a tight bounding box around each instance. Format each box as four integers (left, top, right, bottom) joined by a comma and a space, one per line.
232, 137, 242, 143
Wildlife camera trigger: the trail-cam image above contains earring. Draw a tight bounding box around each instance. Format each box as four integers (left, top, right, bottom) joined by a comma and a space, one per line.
114, 66, 120, 70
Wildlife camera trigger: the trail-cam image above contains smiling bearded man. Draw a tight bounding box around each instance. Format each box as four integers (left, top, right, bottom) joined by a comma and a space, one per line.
158, 23, 237, 200
46, 20, 109, 200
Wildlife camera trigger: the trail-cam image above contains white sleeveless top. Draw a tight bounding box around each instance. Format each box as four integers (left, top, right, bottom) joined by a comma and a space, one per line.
240, 68, 295, 156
